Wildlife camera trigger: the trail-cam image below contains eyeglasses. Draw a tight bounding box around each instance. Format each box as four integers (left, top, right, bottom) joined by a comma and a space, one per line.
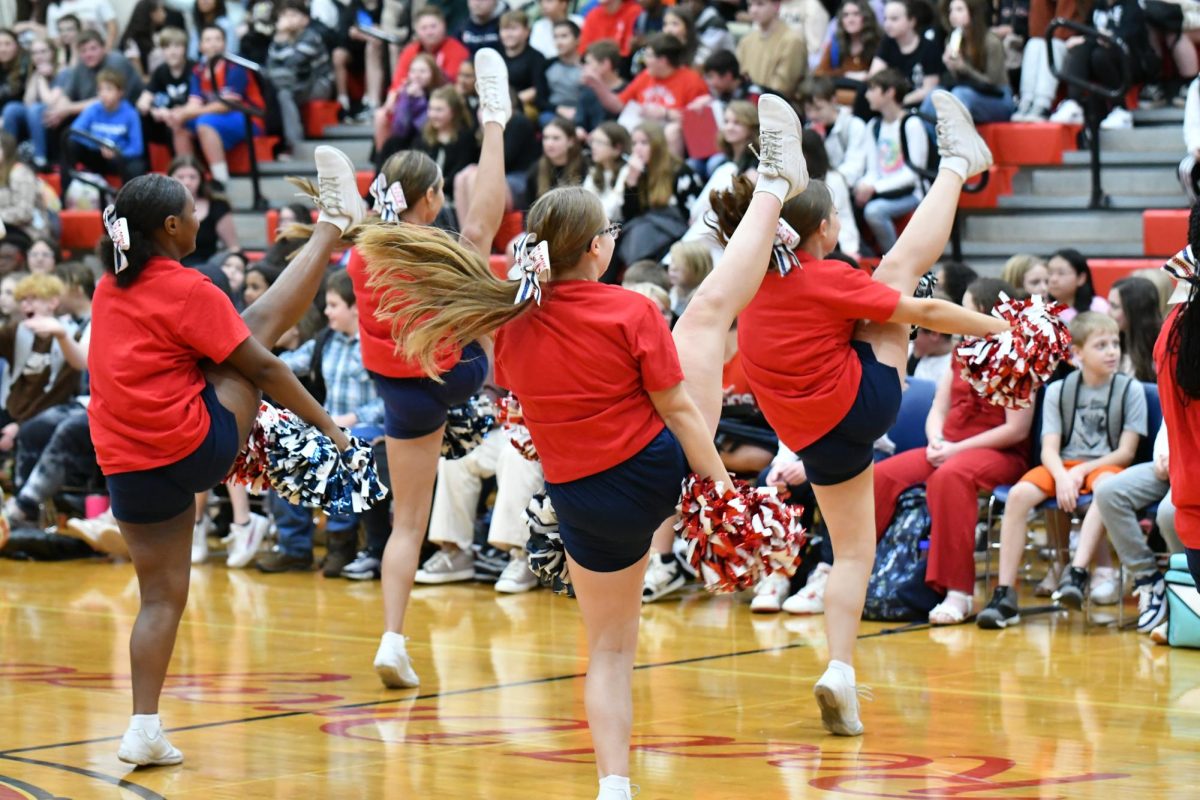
596, 223, 621, 241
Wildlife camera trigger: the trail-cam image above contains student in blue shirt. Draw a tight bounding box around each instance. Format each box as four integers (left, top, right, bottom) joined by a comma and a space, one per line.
65, 68, 146, 182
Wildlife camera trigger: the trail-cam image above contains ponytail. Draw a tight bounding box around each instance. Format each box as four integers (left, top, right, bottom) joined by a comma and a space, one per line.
707, 175, 834, 253
99, 174, 189, 288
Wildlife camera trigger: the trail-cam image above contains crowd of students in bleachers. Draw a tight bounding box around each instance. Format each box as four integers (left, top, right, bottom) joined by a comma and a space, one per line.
0, 0, 1194, 637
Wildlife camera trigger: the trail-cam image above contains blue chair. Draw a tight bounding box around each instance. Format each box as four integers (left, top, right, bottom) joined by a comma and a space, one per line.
882, 377, 938, 457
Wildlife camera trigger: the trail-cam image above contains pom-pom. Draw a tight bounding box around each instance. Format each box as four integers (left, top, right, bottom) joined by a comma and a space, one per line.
676, 475, 805, 593
956, 293, 1072, 409
525, 493, 572, 595
496, 395, 539, 462
226, 403, 389, 514
442, 395, 498, 459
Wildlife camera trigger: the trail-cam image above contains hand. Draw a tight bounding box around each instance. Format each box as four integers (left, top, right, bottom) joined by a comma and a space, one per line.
42, 106, 68, 128
925, 439, 945, 465
1066, 463, 1089, 491
22, 315, 65, 339
580, 65, 600, 86
332, 412, 358, 428
625, 154, 645, 185
405, 79, 423, 97
1065, 35, 1085, 49
349, 26, 369, 42
100, 146, 116, 160
992, 24, 1013, 38
943, 52, 964, 72
555, 105, 576, 120
1054, 471, 1080, 513
643, 103, 668, 121
928, 439, 961, 467
1154, 451, 1170, 482
0, 423, 18, 452
330, 427, 352, 452
854, 182, 875, 206
767, 460, 807, 488
687, 95, 712, 111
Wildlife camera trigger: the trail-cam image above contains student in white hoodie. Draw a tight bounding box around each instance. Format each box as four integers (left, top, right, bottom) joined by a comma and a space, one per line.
1179, 76, 1200, 204
801, 76, 869, 188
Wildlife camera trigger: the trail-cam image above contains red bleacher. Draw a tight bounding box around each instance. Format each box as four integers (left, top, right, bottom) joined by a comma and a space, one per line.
303, 100, 342, 139
58, 210, 104, 253
228, 136, 279, 174
978, 122, 1080, 166
1143, 209, 1188, 258
1090, 259, 1164, 296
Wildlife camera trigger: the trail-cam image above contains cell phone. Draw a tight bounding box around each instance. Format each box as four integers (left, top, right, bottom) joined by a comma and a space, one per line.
948, 27, 963, 58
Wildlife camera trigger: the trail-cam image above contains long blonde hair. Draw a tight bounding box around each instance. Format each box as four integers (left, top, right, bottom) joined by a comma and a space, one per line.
356, 187, 607, 378
717, 100, 758, 163
636, 121, 679, 209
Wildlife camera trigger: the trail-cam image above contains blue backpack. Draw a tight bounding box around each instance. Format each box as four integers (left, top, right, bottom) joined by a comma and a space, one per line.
863, 487, 943, 621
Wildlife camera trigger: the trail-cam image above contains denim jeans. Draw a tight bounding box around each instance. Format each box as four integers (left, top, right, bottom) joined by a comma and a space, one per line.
863, 192, 921, 254
919, 84, 1014, 125
3, 100, 48, 160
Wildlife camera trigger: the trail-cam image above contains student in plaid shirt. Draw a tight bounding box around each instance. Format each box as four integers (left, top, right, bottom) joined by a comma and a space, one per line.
256, 270, 389, 576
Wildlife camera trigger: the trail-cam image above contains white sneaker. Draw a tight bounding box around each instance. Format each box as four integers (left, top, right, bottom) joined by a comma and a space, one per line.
414, 547, 475, 584
642, 553, 685, 603
65, 510, 128, 558
1150, 620, 1169, 645
117, 726, 183, 766
313, 145, 367, 232
1100, 106, 1133, 130
474, 48, 512, 129
226, 512, 270, 569
596, 775, 635, 800
754, 93, 808, 203
191, 515, 211, 564
495, 552, 539, 593
1049, 98, 1085, 125
749, 571, 791, 613
931, 89, 993, 180
813, 663, 865, 736
1089, 567, 1121, 605
782, 562, 831, 615
374, 632, 420, 688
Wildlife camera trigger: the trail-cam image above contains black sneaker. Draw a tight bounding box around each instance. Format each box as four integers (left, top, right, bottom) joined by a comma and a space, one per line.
1052, 566, 1089, 610
1173, 84, 1190, 109
1134, 572, 1168, 633
255, 548, 315, 573
1139, 84, 1167, 109
977, 585, 1020, 629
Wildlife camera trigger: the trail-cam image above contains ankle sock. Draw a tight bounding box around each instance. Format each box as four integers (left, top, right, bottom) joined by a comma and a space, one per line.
599, 775, 631, 792
826, 659, 855, 684
939, 156, 969, 181
210, 162, 230, 184
754, 176, 790, 205
382, 631, 407, 651
131, 713, 161, 737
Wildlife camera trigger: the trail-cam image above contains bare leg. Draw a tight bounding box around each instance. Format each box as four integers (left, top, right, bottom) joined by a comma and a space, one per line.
171, 126, 194, 157
332, 48, 351, 107
460, 122, 505, 255
196, 125, 227, 175
373, 106, 391, 151
381, 430, 443, 632
365, 41, 384, 107
454, 165, 477, 225
567, 550, 649, 780
811, 467, 877, 667
997, 482, 1048, 587
227, 482, 251, 524
649, 516, 675, 556
193, 492, 207, 523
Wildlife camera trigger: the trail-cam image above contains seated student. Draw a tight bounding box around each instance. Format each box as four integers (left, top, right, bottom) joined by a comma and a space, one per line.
525, 115, 585, 209
800, 128, 861, 261
461, 0, 505, 55
48, 0, 119, 51
375, 53, 445, 154
869, 0, 941, 108
583, 122, 631, 221
498, 10, 548, 117
168, 155, 239, 266
171, 24, 264, 185
1180, 77, 1200, 205
697, 49, 747, 119
27, 239, 58, 276
935, 260, 977, 306
917, 0, 1012, 124
530, 0, 583, 60
265, 0, 334, 160
1000, 254, 1049, 299
979, 312, 1148, 629
2, 35, 59, 168
620, 258, 670, 292
136, 26, 192, 153
1047, 248, 1108, 322
737, 0, 808, 95
700, 99, 757, 183
677, 0, 735, 65
908, 325, 953, 382
257, 270, 388, 575
543, 20, 582, 123
590, 33, 709, 124
622, 120, 702, 222
666, 240, 711, 317
802, 76, 869, 191
41, 30, 143, 155
577, 0, 642, 58
814, 0, 881, 83
781, 0, 831, 70
378, 5, 469, 127
1107, 276, 1164, 383
413, 86, 479, 205
574, 39, 625, 135
64, 68, 145, 182
854, 69, 926, 255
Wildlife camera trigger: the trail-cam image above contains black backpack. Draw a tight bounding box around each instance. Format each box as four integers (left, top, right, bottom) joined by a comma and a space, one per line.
863, 487, 943, 621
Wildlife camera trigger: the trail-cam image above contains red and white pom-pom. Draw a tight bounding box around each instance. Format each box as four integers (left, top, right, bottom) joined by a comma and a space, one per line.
497, 394, 540, 462
956, 293, 1072, 409
225, 402, 276, 492
676, 475, 806, 593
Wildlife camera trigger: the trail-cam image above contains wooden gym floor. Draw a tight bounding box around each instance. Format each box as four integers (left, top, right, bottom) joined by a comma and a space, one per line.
1, 557, 1198, 799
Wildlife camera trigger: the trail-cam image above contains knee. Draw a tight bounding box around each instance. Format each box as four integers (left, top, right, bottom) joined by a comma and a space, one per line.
1092, 478, 1122, 513
862, 200, 887, 224
1004, 482, 1042, 514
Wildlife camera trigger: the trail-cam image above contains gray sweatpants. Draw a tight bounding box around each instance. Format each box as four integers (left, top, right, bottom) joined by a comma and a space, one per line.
1094, 462, 1179, 579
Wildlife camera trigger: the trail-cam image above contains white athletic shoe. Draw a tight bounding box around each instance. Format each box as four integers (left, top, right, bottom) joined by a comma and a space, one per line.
495, 553, 539, 593
313, 145, 367, 233
782, 562, 831, 615
642, 553, 685, 603
414, 547, 476, 584
474, 48, 512, 129
749, 572, 791, 613
931, 90, 993, 180
813, 663, 865, 736
65, 510, 129, 558
596, 775, 635, 800
1089, 566, 1121, 605
374, 632, 420, 688
191, 515, 211, 565
225, 512, 271, 569
117, 726, 183, 766
754, 94, 808, 203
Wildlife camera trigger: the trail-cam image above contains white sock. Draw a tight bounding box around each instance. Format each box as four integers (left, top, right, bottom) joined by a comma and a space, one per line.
382, 631, 407, 651
754, 175, 790, 205
827, 659, 855, 684
599, 775, 631, 792
131, 713, 161, 737
338, 94, 351, 110
210, 162, 230, 184
939, 156, 969, 181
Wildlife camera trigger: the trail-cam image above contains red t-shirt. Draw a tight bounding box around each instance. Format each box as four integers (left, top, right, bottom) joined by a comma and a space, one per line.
346, 247, 462, 378
578, 0, 642, 56
389, 38, 470, 94
88, 258, 250, 474
494, 281, 684, 483
943, 357, 1017, 448
618, 67, 710, 111
722, 350, 758, 412
1156, 307, 1200, 548
738, 250, 901, 451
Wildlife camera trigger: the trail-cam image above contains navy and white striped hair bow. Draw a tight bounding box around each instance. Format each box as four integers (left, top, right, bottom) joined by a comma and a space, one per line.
102, 205, 131, 273
1165, 245, 1200, 305
512, 232, 551, 305
771, 219, 802, 276
369, 173, 408, 222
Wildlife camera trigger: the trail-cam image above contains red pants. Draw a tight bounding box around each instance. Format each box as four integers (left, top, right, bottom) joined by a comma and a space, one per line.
873, 447, 1029, 594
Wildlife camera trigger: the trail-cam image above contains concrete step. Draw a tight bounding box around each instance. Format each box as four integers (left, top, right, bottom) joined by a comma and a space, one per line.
995, 193, 1188, 210
1061, 149, 1180, 167
1099, 126, 1182, 153
953, 240, 1142, 259
1133, 107, 1184, 125
292, 137, 373, 164
960, 210, 1142, 244
1017, 165, 1178, 196
320, 123, 376, 139
225, 175, 308, 208
233, 212, 270, 251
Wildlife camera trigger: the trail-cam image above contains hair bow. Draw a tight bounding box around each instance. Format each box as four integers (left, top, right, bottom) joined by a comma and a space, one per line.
369, 173, 408, 223
512, 232, 551, 305
1165, 245, 1199, 305
103, 205, 131, 273
771, 219, 802, 277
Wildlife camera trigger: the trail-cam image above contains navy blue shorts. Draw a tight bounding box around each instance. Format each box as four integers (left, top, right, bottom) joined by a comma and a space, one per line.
546, 427, 688, 573
798, 340, 902, 486
106, 382, 241, 524
371, 341, 488, 439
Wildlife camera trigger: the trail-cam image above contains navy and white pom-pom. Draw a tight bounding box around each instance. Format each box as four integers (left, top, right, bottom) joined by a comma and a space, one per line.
226, 403, 388, 514
677, 475, 805, 594
956, 293, 1072, 409
442, 395, 498, 459
525, 493, 572, 595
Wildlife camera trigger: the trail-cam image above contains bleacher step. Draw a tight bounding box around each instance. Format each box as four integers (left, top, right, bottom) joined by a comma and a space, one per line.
1132, 107, 1185, 125
292, 138, 373, 164
318, 123, 377, 140
1020, 165, 1178, 196
961, 211, 1142, 244
995, 194, 1189, 210
1060, 150, 1180, 167
951, 241, 1142, 259
1100, 126, 1182, 153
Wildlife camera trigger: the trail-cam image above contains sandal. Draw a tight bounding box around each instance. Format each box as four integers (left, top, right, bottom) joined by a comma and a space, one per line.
928, 591, 974, 626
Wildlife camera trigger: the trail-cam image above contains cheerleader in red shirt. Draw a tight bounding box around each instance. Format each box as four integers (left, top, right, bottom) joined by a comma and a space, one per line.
687, 90, 1006, 737
343, 49, 513, 689
1157, 211, 1200, 586
89, 147, 365, 766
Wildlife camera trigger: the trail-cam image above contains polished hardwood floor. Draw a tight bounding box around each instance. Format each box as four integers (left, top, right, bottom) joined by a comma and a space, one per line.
1, 555, 1197, 799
